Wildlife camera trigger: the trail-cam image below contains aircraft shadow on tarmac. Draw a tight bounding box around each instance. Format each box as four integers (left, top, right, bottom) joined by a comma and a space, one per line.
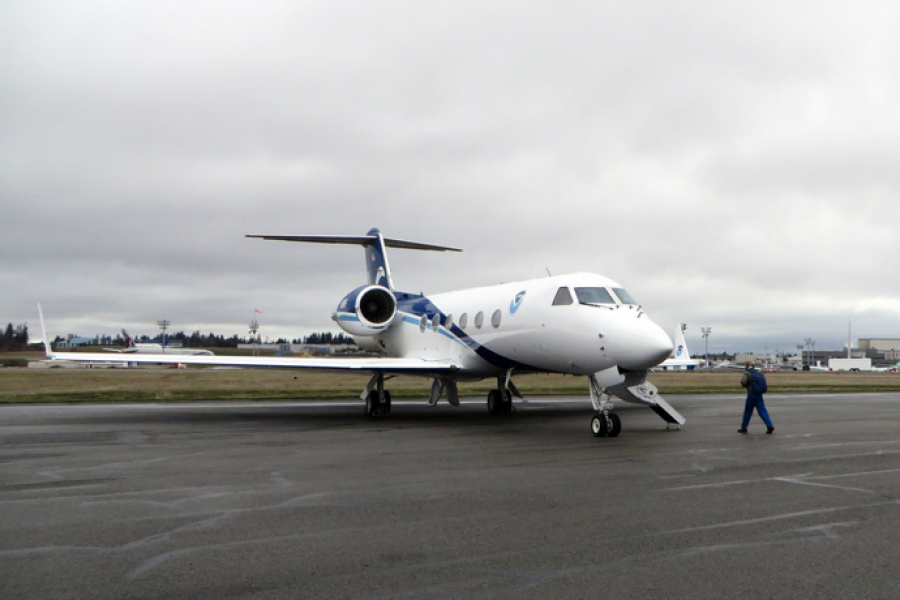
49, 400, 661, 432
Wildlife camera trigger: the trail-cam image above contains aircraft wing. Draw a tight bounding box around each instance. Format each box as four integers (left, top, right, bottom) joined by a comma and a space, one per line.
44, 350, 460, 375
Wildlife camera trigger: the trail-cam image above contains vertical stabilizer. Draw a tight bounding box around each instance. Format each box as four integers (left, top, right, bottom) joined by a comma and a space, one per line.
671, 323, 692, 360
37, 303, 53, 358
364, 228, 394, 289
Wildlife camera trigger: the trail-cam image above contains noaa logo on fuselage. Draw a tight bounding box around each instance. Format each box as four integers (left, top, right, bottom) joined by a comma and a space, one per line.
510, 290, 526, 313
676, 345, 684, 357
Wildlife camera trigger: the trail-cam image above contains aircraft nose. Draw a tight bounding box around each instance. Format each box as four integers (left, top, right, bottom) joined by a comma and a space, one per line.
616, 320, 673, 370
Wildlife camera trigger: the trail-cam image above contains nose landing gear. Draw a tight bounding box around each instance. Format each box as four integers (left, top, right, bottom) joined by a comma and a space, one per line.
590, 411, 622, 437
588, 373, 622, 438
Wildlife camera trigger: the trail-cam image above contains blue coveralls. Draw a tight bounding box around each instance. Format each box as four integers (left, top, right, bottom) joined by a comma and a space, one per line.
741, 392, 773, 430
741, 371, 774, 430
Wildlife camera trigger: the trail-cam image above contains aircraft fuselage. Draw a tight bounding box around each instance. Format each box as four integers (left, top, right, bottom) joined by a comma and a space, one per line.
365, 272, 672, 379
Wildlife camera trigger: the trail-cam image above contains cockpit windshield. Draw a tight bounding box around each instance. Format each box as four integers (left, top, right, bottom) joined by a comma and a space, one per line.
574, 287, 616, 305
612, 288, 637, 305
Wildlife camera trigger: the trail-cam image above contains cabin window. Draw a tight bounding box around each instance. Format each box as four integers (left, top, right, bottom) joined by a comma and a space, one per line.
474, 311, 484, 329
431, 314, 440, 332
419, 315, 427, 332
445, 314, 454, 329
612, 288, 637, 305
459, 313, 468, 329
491, 309, 501, 328
575, 287, 616, 305
552, 287, 573, 306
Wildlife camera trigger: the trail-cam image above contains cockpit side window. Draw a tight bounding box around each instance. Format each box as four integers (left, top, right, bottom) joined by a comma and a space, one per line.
575, 287, 616, 305
612, 288, 637, 305
552, 287, 574, 306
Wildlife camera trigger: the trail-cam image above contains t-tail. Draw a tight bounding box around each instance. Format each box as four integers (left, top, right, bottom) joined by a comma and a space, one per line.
671, 323, 693, 361
246, 227, 461, 289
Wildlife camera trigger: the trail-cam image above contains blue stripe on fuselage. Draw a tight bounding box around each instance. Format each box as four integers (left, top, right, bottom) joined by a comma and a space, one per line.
394, 291, 543, 372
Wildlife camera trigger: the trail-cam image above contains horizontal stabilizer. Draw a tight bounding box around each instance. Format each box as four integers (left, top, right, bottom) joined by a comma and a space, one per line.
246, 234, 462, 253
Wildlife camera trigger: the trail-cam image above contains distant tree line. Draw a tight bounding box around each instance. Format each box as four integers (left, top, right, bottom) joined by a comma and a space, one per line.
293, 332, 355, 345
1, 321, 354, 350
1, 323, 29, 349
136, 331, 355, 348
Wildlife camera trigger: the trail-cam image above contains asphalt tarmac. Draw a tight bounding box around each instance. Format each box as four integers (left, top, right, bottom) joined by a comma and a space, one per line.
2, 392, 900, 599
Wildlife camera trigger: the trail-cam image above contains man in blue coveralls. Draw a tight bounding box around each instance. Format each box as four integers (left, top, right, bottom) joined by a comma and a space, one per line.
738, 361, 775, 434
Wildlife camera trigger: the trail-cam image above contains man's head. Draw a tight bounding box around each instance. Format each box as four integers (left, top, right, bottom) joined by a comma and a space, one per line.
745, 361, 755, 369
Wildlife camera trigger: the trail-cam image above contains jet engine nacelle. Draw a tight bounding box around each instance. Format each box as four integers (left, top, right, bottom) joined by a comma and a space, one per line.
333, 285, 397, 336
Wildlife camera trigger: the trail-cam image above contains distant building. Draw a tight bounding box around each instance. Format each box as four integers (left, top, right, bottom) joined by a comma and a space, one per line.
734, 352, 778, 368
56, 334, 114, 348
859, 339, 900, 362
236, 342, 361, 356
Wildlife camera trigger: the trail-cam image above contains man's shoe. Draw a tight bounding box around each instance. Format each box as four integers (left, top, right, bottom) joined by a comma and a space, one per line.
767, 427, 775, 434
737, 429, 748, 434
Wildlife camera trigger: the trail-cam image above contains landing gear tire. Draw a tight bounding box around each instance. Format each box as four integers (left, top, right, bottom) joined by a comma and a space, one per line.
364, 391, 391, 417
487, 390, 512, 415
607, 412, 622, 437
364, 392, 378, 417
487, 390, 500, 415
591, 412, 622, 438
591, 413, 607, 437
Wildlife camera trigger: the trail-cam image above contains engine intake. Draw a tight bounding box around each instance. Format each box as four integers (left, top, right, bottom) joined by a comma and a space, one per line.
333, 285, 397, 336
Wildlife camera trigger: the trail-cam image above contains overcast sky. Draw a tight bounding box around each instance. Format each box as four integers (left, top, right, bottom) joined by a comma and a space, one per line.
3, 1, 899, 354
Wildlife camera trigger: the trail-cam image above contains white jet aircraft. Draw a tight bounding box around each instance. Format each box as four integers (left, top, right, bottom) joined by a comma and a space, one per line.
40, 227, 684, 437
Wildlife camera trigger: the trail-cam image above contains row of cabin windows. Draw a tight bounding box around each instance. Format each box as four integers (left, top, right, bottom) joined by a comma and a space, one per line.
419, 308, 503, 333
418, 286, 637, 333
552, 286, 637, 306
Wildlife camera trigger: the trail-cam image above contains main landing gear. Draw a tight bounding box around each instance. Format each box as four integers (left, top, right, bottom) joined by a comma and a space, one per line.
486, 375, 518, 415
362, 373, 391, 417
364, 390, 391, 417
486, 388, 513, 415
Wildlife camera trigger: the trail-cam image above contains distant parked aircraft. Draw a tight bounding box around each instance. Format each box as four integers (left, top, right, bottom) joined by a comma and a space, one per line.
103, 329, 214, 356
655, 323, 702, 370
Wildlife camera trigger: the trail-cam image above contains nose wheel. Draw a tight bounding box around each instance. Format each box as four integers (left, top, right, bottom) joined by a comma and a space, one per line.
590, 412, 621, 437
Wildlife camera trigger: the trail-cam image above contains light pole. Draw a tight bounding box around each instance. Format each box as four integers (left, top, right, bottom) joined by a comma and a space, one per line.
249, 319, 259, 357
157, 319, 170, 354
701, 327, 711, 368
805, 337, 816, 369
797, 345, 804, 370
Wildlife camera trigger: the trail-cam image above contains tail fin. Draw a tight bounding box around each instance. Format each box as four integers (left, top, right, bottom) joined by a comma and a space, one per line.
37, 303, 53, 358
363, 228, 393, 288
121, 329, 134, 348
671, 323, 692, 360
246, 227, 461, 290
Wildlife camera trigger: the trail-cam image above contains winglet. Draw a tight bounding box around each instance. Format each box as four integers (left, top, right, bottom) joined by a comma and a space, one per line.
37, 303, 54, 359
